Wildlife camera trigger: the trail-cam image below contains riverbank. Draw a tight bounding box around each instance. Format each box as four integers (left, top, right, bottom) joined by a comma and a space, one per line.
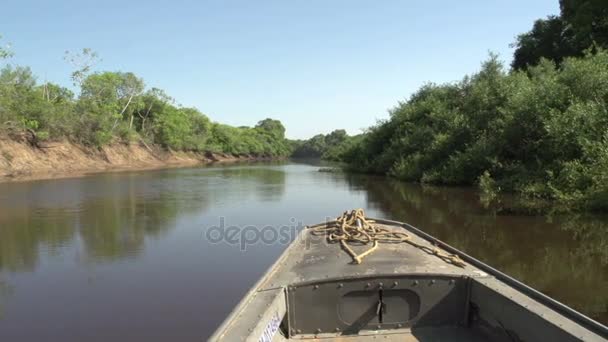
0, 138, 267, 183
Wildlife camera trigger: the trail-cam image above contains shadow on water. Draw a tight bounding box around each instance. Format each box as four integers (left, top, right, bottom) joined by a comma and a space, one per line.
342, 173, 608, 324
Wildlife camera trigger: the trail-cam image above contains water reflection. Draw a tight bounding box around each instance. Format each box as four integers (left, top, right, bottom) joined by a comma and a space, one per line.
0, 162, 606, 339
0, 164, 288, 271
211, 166, 287, 202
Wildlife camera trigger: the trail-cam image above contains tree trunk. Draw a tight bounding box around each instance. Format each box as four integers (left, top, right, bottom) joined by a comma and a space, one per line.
119, 93, 136, 117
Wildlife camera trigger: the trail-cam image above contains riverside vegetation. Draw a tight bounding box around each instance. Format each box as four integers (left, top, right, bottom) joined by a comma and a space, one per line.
0, 46, 291, 158
1, 0, 608, 212
337, 0, 608, 212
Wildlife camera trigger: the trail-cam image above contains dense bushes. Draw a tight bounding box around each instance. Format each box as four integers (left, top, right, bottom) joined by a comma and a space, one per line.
339, 0, 608, 211
207, 119, 291, 156
0, 55, 290, 157
512, 0, 608, 69
291, 129, 359, 161
341, 52, 608, 210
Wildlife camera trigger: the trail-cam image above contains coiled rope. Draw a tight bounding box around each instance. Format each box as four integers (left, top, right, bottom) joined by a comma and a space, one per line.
311, 209, 466, 267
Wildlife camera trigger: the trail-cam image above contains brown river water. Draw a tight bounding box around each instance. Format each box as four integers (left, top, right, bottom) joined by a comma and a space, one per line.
0, 161, 606, 341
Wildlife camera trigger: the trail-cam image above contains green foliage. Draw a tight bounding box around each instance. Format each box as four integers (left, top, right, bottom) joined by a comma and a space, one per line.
291, 129, 356, 160
512, 0, 608, 69
0, 65, 76, 140
341, 52, 608, 211
253, 119, 291, 156
560, 0, 608, 51
512, 16, 577, 70
153, 107, 211, 151
64, 48, 100, 86
478, 170, 499, 207
72, 71, 144, 145
204, 119, 290, 157
0, 42, 291, 157
0, 35, 12, 60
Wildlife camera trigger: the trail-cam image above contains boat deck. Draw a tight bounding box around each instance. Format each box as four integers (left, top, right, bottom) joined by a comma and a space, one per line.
259, 222, 488, 291
210, 218, 607, 342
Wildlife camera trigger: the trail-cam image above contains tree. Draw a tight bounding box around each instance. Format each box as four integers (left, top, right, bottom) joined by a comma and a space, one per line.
340, 52, 608, 210
39, 83, 74, 103
75, 72, 144, 145
0, 39, 293, 157
255, 118, 286, 139
64, 48, 100, 87
325, 129, 347, 146
79, 72, 144, 128
512, 0, 608, 69
116, 72, 145, 130
511, 16, 577, 69
135, 88, 173, 136
0, 35, 13, 60
560, 0, 608, 50
291, 129, 353, 159
0, 66, 38, 127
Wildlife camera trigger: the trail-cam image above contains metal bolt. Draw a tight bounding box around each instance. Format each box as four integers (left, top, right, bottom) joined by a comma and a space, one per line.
316, 328, 322, 334
376, 324, 382, 329
378, 282, 383, 288
337, 283, 343, 288
393, 281, 398, 287
313, 285, 319, 290
397, 323, 403, 328
449, 279, 455, 285
297, 329, 302, 334
335, 327, 341, 332
413, 280, 419, 286
430, 279, 436, 285
366, 282, 371, 288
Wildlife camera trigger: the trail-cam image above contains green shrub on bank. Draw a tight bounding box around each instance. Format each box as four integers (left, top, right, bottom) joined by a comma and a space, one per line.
291, 129, 359, 161
341, 52, 608, 211
0, 61, 291, 157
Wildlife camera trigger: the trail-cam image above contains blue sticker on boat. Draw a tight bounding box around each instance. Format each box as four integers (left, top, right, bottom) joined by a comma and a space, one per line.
259, 312, 281, 342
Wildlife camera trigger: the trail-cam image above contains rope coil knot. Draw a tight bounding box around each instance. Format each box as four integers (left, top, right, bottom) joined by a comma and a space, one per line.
311, 209, 466, 267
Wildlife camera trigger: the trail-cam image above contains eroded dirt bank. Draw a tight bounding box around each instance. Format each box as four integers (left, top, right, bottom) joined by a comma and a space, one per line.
0, 138, 262, 183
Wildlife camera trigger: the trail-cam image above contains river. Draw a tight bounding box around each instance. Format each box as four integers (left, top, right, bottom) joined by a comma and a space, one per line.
0, 161, 606, 341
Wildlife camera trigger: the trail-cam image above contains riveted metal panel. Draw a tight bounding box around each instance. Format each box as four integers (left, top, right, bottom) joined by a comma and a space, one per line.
287, 275, 467, 337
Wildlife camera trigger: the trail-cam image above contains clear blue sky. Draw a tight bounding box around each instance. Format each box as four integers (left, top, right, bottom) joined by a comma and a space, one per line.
3, 0, 559, 139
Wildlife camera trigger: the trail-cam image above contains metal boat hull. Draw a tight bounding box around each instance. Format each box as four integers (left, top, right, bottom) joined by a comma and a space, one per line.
210, 218, 608, 341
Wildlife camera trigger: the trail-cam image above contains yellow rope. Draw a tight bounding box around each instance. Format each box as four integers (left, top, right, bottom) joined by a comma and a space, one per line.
311, 209, 466, 267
